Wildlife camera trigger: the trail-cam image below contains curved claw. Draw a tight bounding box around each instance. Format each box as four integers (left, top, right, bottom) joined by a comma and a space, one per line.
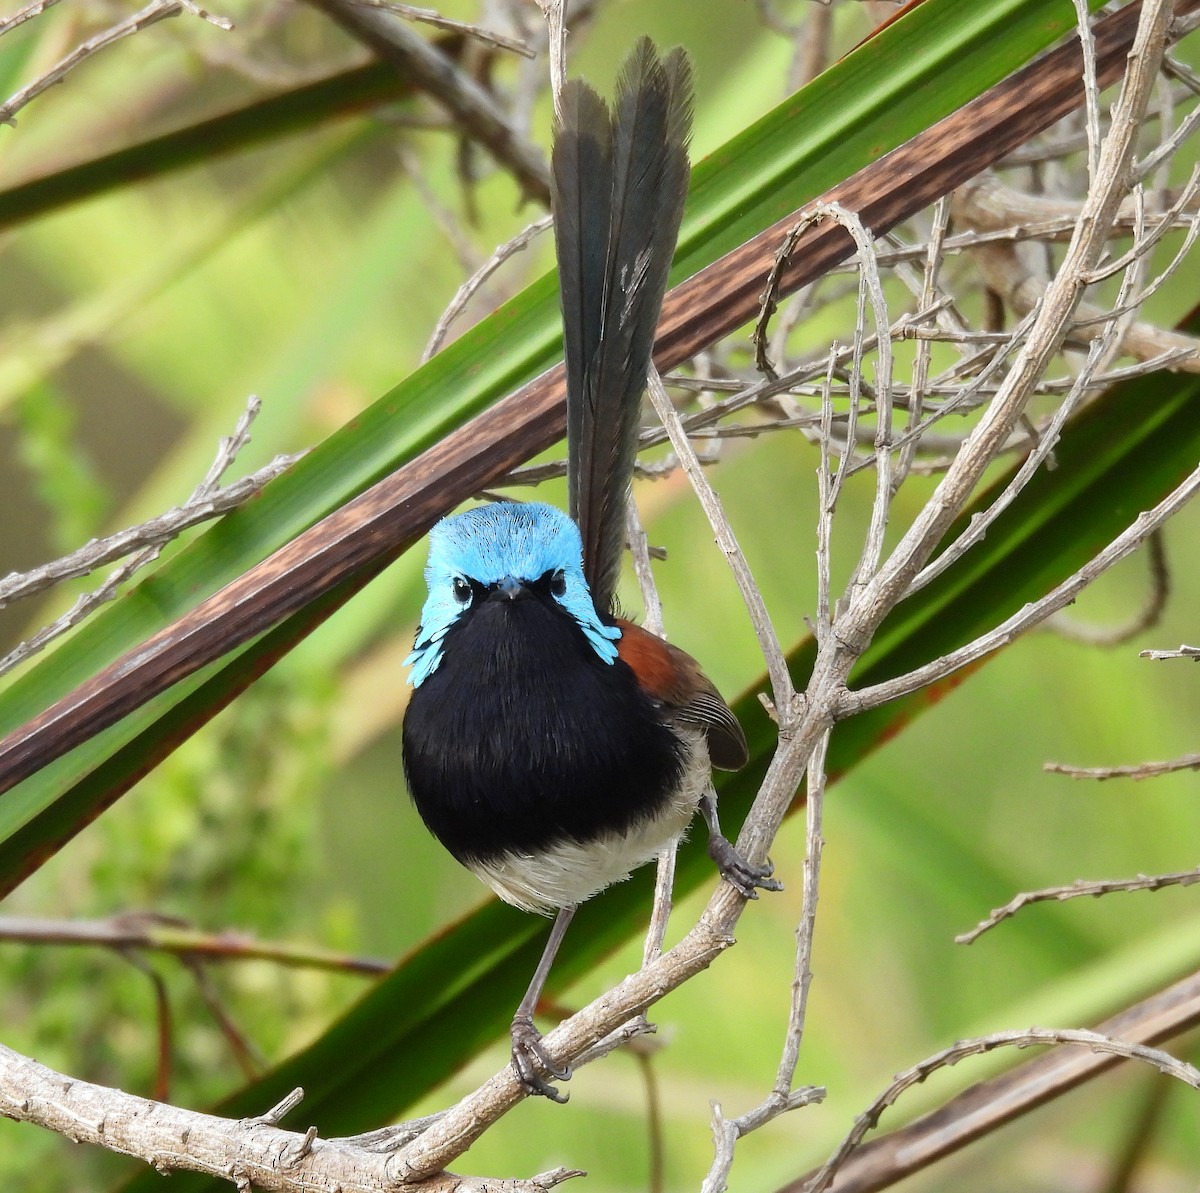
707, 832, 784, 899
511, 1014, 572, 1103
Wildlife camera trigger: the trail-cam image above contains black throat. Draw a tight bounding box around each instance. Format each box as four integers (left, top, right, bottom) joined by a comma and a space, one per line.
402, 593, 685, 864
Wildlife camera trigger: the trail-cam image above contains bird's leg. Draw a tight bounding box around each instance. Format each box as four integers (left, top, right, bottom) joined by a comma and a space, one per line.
511, 903, 576, 1102
700, 790, 783, 898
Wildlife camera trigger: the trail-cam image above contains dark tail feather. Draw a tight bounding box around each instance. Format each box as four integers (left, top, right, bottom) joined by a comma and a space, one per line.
552, 38, 693, 612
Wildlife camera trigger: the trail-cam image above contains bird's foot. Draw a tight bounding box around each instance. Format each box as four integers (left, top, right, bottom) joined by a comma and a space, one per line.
511, 1013, 572, 1103
707, 832, 784, 899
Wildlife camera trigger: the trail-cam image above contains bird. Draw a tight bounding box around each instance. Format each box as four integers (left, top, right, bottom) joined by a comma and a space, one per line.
402, 38, 779, 1102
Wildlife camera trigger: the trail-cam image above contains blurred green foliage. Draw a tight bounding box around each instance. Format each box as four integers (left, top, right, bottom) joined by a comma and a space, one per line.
0, 1, 1199, 1192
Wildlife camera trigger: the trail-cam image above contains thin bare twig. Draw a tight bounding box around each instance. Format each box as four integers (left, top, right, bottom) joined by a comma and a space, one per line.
1141, 643, 1200, 660
180, 956, 266, 1080
818, 203, 894, 588
0, 913, 389, 974
1073, 0, 1102, 181
815, 348, 838, 636
957, 869, 1200, 946
780, 968, 1200, 1193
800, 1028, 1200, 1193
625, 502, 666, 639
645, 365, 794, 712
303, 0, 551, 203
537, 0, 567, 118
0, 399, 300, 677
1137, 79, 1200, 179
347, 0, 534, 56
395, 140, 491, 277
625, 498, 674, 996
0, 400, 297, 609
705, 1084, 826, 1193
1047, 529, 1169, 647
0, 0, 232, 127
842, 462, 1200, 715
700, 731, 832, 1193
423, 215, 553, 361
896, 196, 950, 489
1045, 752, 1200, 781
908, 336, 1106, 594
1082, 164, 1200, 284
0, 0, 62, 37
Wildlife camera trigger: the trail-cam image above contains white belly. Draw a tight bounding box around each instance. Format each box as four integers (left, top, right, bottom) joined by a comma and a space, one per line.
469, 731, 710, 914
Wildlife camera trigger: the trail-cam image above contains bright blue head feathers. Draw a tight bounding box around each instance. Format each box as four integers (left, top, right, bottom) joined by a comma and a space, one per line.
405, 502, 622, 687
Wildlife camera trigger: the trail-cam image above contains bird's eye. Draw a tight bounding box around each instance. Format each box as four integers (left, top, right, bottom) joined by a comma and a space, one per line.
550, 571, 567, 598
452, 577, 472, 604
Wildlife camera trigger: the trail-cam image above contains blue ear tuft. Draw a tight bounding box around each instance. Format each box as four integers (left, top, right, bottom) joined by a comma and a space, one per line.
404, 503, 622, 686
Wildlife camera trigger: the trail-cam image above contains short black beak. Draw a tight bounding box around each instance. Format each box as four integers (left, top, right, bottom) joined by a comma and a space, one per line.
490, 575, 527, 602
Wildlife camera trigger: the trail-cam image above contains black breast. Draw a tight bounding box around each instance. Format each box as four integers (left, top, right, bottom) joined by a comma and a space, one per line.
402, 595, 685, 865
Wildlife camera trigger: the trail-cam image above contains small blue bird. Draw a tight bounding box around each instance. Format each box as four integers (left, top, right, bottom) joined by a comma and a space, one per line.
403, 39, 778, 1102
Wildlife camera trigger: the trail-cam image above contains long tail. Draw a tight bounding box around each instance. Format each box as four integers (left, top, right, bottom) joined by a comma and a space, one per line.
552, 38, 693, 613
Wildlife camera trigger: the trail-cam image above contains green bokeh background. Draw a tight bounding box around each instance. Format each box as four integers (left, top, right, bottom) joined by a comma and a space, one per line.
1, 1, 1199, 1190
